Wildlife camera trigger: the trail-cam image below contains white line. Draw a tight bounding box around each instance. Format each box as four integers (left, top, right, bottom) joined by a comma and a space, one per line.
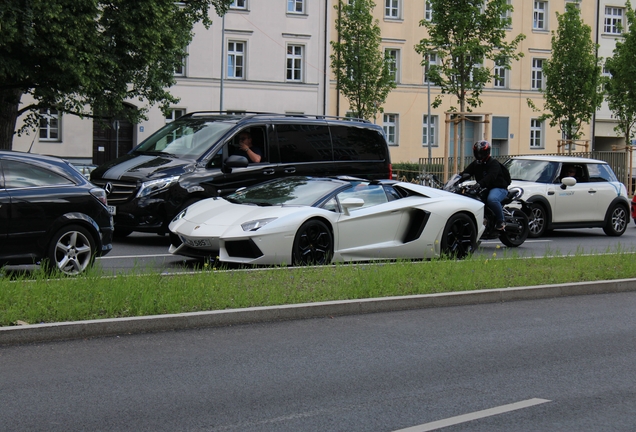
392, 398, 551, 432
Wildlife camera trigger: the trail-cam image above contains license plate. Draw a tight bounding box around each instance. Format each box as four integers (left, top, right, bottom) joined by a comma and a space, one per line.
107, 205, 116, 215
183, 237, 212, 248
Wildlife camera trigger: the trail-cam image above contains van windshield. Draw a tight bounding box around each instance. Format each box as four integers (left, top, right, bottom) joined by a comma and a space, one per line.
133, 118, 233, 158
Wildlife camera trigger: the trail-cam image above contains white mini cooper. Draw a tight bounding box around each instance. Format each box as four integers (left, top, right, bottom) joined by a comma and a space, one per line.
504, 156, 629, 238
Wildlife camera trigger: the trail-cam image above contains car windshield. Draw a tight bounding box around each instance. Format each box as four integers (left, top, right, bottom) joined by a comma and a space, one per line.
506, 159, 559, 183
226, 177, 344, 206
133, 118, 233, 159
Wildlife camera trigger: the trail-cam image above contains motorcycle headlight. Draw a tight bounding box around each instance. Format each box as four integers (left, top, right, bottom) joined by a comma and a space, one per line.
136, 175, 180, 199
241, 218, 276, 231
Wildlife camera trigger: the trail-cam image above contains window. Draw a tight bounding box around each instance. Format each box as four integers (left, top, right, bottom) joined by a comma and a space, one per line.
385, 48, 400, 83
424, 53, 437, 83
39, 108, 60, 141
287, 0, 304, 14
385, 0, 400, 18
531, 58, 544, 90
604, 7, 624, 35
4, 160, 74, 188
424, 1, 433, 21
533, 1, 547, 30
530, 119, 543, 148
230, 0, 246, 9
494, 58, 507, 88
174, 57, 186, 76
383, 114, 398, 146
501, 0, 512, 28
422, 115, 437, 147
227, 41, 245, 79
165, 109, 185, 123
286, 45, 303, 82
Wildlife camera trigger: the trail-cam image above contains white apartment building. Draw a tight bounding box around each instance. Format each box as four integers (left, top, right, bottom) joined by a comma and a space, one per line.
13, 0, 330, 165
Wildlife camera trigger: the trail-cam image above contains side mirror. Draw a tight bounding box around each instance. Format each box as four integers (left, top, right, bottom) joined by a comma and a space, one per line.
221, 155, 248, 174
341, 198, 364, 216
560, 177, 576, 189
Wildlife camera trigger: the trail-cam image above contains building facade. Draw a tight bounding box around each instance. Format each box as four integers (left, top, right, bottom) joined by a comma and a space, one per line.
13, 0, 331, 164
12, 0, 632, 168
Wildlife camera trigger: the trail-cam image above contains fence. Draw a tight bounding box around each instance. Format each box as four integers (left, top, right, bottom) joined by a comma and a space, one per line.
394, 152, 632, 195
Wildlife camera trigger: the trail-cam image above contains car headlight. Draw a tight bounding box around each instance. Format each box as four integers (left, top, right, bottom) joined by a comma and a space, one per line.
241, 218, 276, 231
172, 208, 188, 223
136, 175, 180, 199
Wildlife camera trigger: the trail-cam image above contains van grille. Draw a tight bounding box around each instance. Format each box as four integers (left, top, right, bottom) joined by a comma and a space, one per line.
92, 180, 138, 204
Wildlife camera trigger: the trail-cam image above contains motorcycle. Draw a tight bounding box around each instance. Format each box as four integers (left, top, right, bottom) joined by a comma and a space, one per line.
442, 173, 531, 247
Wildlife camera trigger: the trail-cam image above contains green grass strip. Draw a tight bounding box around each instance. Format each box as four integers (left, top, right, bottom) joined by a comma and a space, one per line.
2, 251, 636, 326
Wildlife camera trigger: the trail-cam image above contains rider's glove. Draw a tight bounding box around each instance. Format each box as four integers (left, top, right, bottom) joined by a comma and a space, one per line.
469, 183, 481, 193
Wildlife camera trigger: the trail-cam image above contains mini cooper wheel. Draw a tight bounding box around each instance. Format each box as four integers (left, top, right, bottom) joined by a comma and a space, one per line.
528, 203, 547, 238
440, 213, 477, 259
45, 225, 97, 275
603, 204, 628, 236
292, 220, 333, 266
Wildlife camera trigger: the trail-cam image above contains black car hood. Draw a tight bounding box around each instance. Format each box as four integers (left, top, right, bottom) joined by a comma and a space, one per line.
91, 153, 196, 182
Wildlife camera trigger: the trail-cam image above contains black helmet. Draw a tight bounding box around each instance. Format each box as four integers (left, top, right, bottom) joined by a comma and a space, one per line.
473, 140, 491, 162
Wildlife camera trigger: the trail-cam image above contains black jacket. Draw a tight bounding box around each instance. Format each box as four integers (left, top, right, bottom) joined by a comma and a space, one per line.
462, 158, 509, 189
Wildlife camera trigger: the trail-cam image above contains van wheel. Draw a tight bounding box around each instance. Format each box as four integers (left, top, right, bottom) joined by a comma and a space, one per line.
292, 220, 333, 266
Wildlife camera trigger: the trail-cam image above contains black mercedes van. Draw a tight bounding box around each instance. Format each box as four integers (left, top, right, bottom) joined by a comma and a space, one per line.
90, 112, 392, 236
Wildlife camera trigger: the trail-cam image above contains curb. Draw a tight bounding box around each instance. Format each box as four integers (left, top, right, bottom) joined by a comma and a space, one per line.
2, 278, 636, 346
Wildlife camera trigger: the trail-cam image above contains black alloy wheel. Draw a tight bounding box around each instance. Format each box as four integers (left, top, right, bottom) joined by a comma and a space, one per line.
292, 220, 334, 266
440, 213, 477, 259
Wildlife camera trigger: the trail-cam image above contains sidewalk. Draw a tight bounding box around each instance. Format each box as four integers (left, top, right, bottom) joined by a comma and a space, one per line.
2, 278, 636, 346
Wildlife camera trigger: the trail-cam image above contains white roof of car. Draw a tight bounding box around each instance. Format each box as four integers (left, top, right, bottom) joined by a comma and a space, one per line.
510, 155, 607, 164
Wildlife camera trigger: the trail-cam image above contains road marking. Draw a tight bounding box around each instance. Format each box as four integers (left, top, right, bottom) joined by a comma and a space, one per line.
392, 398, 551, 432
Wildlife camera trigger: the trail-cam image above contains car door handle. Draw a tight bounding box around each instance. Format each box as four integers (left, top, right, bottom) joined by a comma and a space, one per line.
588, 190, 597, 194
262, 169, 275, 175
284, 168, 296, 174
548, 191, 555, 195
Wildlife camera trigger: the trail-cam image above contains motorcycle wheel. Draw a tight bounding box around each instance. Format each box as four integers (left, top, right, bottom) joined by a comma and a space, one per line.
499, 208, 529, 247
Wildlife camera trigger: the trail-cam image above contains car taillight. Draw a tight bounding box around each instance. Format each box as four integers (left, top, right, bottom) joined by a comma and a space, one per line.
388, 163, 393, 180
90, 187, 108, 206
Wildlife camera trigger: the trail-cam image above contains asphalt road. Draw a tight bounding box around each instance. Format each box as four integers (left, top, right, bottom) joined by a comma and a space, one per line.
2, 291, 636, 431
96, 224, 636, 274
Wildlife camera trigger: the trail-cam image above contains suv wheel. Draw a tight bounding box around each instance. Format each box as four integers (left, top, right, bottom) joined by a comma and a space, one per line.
45, 224, 96, 275
528, 203, 547, 238
603, 204, 628, 236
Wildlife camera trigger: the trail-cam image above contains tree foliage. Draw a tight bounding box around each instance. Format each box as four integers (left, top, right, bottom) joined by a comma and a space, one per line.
0, 0, 233, 149
533, 3, 602, 141
415, 0, 525, 112
605, 1, 636, 147
330, 0, 396, 121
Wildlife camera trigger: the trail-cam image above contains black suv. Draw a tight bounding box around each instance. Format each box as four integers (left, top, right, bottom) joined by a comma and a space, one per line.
90, 112, 392, 236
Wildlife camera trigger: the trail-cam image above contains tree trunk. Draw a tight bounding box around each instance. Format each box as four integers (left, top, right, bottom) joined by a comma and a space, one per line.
0, 89, 22, 150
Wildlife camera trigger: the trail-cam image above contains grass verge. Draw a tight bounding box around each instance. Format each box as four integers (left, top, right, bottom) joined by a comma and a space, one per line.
2, 251, 636, 327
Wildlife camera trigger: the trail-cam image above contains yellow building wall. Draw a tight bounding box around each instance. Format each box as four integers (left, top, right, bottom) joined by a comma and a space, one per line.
328, 0, 597, 164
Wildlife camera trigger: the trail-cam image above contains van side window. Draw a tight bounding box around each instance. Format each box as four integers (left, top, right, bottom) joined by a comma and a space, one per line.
330, 125, 386, 161
276, 124, 332, 163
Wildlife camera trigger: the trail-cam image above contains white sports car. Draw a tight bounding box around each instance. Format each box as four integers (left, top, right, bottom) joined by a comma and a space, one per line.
168, 176, 485, 265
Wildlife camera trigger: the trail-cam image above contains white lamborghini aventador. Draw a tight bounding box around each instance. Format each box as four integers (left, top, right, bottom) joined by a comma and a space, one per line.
168, 176, 485, 266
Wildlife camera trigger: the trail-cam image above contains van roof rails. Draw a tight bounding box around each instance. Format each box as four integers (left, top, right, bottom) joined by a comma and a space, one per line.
181, 111, 371, 123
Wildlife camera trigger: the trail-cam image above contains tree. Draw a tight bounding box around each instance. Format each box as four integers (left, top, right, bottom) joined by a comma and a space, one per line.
0, 0, 233, 150
605, 1, 636, 148
415, 0, 524, 165
529, 3, 602, 148
330, 0, 396, 121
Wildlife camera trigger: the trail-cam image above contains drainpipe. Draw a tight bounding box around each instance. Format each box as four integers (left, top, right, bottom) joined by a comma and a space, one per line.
323, 0, 329, 115
592, 0, 600, 151
220, 15, 225, 111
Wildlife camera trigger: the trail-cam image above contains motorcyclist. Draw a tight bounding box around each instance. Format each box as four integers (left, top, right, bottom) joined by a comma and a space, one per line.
460, 140, 510, 230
